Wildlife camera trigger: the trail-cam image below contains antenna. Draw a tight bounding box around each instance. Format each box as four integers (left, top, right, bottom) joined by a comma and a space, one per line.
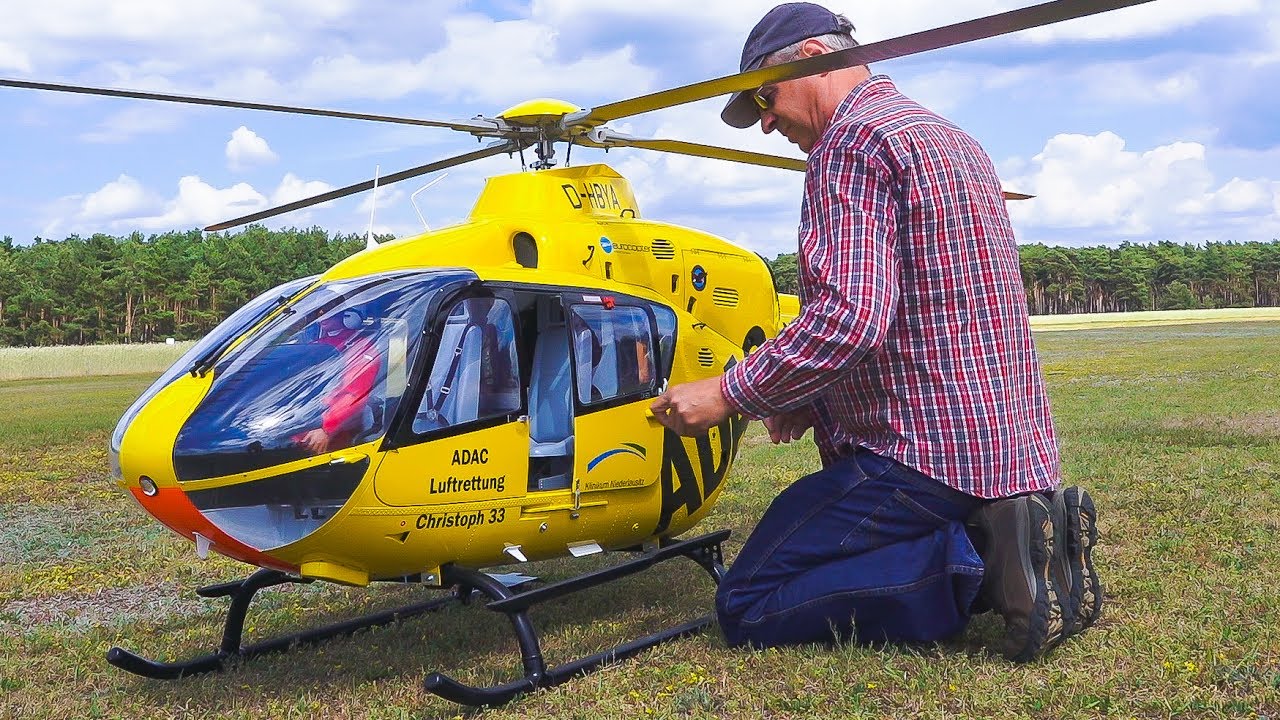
410, 173, 450, 232
365, 164, 380, 251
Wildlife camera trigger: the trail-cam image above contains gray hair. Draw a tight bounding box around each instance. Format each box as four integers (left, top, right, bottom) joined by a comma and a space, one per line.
763, 14, 857, 66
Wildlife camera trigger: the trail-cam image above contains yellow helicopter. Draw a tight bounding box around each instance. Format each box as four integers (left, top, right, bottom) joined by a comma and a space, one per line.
1, 0, 1150, 706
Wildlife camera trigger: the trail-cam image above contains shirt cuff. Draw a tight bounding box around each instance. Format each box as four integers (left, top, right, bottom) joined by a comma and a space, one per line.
721, 358, 779, 420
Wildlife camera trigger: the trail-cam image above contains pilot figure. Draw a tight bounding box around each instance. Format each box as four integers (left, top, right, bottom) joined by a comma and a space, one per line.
297, 308, 382, 453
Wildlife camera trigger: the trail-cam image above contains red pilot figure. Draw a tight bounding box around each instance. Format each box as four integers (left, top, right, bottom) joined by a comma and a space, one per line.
296, 307, 383, 454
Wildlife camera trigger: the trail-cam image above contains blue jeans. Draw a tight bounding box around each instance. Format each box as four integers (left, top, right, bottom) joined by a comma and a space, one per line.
716, 448, 985, 648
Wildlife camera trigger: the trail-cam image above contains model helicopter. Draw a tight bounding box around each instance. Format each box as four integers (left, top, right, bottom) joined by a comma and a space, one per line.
1, 0, 1151, 707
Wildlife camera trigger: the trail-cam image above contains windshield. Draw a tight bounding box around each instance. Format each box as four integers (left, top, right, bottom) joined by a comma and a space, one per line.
109, 275, 317, 480
173, 269, 473, 481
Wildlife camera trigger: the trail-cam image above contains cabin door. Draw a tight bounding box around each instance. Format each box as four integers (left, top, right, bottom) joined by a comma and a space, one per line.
373, 294, 528, 508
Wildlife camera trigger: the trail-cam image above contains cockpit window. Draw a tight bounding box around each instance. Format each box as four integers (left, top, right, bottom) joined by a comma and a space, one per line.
110, 274, 317, 480
569, 304, 656, 405
173, 270, 472, 481
412, 297, 521, 433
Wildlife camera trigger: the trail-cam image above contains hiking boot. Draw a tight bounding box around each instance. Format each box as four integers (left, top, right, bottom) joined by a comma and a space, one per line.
1059, 486, 1103, 632
967, 493, 1070, 662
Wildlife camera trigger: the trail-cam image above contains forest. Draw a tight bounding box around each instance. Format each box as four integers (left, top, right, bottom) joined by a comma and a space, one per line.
1, 229, 1279, 347
771, 240, 1280, 314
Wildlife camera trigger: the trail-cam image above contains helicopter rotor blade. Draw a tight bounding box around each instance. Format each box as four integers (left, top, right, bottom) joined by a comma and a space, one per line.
203, 140, 521, 232
0, 77, 502, 134
586, 131, 1036, 199
581, 131, 805, 171
565, 0, 1157, 130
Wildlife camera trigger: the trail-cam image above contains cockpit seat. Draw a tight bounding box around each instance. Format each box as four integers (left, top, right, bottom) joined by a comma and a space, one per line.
528, 321, 573, 489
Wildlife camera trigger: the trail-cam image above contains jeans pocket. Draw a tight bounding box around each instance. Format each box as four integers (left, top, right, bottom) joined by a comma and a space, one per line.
840, 489, 949, 555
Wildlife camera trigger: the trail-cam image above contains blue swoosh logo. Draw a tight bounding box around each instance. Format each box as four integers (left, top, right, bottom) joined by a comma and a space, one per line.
587, 444, 647, 472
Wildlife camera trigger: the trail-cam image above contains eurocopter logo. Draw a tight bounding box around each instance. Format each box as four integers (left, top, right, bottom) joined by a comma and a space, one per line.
600, 236, 614, 254
691, 265, 708, 291
587, 443, 647, 472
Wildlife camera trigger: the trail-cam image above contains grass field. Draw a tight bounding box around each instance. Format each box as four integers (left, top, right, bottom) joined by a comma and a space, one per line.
0, 342, 196, 382
2, 322, 1279, 718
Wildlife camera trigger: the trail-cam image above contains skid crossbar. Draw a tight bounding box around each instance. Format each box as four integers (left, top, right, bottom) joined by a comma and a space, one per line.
424, 529, 729, 706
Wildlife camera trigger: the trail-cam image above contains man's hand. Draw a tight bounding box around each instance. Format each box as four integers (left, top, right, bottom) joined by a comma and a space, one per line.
762, 406, 813, 444
299, 428, 332, 454
650, 375, 734, 436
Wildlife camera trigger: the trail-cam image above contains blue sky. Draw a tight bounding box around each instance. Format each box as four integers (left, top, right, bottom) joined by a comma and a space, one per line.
0, 0, 1276, 258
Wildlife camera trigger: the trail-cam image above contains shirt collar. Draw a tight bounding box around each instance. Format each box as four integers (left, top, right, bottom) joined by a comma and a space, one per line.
809, 74, 895, 157
831, 74, 896, 124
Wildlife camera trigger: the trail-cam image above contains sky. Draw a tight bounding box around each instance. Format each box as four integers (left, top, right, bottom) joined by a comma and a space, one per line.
0, 0, 1277, 258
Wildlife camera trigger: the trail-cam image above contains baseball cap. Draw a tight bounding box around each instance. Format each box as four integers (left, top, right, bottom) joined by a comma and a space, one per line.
721, 3, 849, 129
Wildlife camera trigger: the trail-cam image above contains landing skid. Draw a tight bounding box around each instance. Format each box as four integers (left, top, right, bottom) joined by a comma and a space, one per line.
105, 570, 457, 679
105, 529, 729, 707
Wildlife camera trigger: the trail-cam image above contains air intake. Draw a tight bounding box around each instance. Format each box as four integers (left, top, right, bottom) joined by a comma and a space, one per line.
651, 238, 676, 260
697, 348, 715, 367
712, 288, 740, 308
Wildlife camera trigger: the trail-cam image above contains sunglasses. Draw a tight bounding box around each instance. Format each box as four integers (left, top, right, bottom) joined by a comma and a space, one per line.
752, 86, 777, 112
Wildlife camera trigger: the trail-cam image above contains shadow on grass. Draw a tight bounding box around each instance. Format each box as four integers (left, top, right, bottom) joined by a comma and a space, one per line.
102, 547, 725, 716
1076, 422, 1280, 450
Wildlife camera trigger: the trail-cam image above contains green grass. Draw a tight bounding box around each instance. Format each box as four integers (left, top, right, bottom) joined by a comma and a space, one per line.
3, 323, 1280, 718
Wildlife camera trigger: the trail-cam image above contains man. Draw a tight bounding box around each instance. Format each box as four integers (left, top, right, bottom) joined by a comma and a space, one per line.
649, 2, 1101, 660
297, 308, 382, 453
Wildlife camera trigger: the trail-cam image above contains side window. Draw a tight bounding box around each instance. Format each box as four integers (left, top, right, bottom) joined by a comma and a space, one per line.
413, 297, 521, 433
569, 304, 657, 405
653, 304, 676, 383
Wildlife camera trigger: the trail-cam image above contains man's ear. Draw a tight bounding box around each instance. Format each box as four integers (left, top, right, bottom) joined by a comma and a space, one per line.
799, 38, 829, 59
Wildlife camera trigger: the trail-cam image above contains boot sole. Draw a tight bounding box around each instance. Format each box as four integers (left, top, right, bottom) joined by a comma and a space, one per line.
1006, 495, 1064, 662
1064, 487, 1103, 630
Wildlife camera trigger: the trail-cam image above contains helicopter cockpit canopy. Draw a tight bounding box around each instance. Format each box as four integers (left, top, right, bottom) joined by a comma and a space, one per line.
173, 269, 474, 483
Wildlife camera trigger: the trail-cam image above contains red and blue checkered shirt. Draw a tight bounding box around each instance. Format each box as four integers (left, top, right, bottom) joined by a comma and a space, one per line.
722, 75, 1061, 499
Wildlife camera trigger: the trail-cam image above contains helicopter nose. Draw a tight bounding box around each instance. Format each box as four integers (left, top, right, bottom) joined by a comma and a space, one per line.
125, 478, 294, 571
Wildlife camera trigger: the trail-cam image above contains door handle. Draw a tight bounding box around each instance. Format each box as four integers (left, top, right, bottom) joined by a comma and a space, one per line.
329, 452, 368, 466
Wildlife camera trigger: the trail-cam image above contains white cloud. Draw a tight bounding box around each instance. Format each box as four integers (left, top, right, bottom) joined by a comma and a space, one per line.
0, 41, 32, 72
79, 105, 185, 143
226, 126, 278, 171
0, 1, 343, 70
136, 176, 266, 230
270, 173, 333, 206
78, 174, 160, 220
1021, 0, 1262, 43
356, 185, 406, 214
42, 175, 269, 235
1006, 131, 1280, 243
532, 0, 1266, 52
295, 15, 658, 107
1185, 177, 1276, 214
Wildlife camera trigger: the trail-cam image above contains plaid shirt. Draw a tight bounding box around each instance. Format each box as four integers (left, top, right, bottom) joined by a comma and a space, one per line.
722, 75, 1060, 499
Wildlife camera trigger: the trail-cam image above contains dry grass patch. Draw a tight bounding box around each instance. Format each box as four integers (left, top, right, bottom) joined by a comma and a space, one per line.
0, 342, 193, 382
0, 582, 186, 629
1161, 411, 1280, 438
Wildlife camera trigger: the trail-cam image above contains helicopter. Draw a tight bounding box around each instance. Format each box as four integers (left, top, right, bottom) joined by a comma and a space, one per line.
1, 0, 1153, 707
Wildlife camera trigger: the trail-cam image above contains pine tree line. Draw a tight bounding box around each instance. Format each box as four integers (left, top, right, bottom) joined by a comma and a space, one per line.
0, 228, 370, 347
769, 240, 1280, 315
3, 232, 1279, 347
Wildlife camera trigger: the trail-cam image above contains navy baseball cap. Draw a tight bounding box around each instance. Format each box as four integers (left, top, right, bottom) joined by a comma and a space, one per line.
721, 3, 848, 129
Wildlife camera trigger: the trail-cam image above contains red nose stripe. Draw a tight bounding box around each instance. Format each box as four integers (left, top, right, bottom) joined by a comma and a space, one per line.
131, 486, 298, 573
